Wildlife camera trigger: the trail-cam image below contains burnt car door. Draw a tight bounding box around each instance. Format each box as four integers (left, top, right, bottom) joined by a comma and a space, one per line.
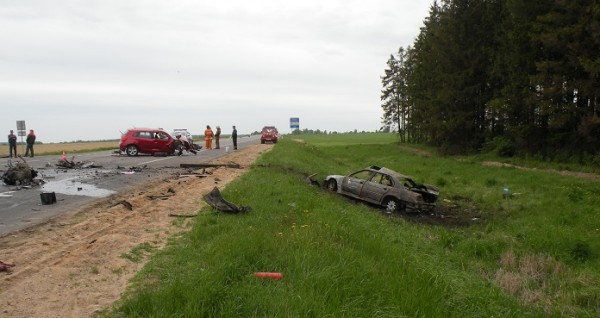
341, 170, 374, 198
360, 172, 394, 204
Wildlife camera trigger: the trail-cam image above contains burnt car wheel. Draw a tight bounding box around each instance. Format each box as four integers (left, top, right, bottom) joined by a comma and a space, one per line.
126, 145, 139, 156
382, 197, 403, 213
326, 179, 338, 192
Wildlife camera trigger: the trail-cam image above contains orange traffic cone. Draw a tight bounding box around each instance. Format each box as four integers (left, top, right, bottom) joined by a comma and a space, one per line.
61, 151, 67, 160
253, 272, 283, 280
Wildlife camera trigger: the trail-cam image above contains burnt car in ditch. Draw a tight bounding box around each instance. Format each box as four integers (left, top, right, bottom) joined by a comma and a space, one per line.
323, 166, 439, 213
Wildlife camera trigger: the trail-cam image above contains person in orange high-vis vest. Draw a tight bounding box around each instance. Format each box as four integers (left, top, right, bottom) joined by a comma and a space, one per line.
204, 125, 214, 149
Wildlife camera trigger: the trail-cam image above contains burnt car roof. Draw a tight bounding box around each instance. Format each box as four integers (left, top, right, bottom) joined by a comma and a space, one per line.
367, 166, 413, 180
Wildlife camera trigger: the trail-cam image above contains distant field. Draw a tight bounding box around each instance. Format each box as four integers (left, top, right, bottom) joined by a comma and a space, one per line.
291, 132, 400, 146
0, 141, 119, 157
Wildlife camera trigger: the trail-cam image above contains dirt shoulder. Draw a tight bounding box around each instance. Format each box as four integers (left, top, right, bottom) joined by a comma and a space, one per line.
0, 144, 271, 318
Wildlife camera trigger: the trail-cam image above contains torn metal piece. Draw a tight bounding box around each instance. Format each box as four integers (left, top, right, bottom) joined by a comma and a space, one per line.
56, 159, 101, 169
305, 173, 320, 187
203, 187, 251, 214
110, 200, 133, 210
147, 194, 175, 200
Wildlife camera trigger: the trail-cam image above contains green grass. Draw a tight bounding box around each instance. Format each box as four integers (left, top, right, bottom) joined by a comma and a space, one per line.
289, 132, 401, 146
109, 134, 600, 317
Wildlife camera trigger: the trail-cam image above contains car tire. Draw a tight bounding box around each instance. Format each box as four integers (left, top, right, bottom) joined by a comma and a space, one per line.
382, 197, 403, 213
126, 145, 139, 156
261, 139, 265, 144
326, 179, 337, 192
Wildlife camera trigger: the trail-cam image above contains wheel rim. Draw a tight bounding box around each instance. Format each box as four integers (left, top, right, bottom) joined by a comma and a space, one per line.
385, 199, 397, 213
127, 145, 138, 156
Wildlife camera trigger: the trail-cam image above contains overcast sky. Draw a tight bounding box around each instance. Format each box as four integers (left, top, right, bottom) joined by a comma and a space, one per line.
1, 0, 432, 143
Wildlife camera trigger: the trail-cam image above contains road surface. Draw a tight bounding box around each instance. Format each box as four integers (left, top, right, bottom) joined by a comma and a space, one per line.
0, 135, 260, 236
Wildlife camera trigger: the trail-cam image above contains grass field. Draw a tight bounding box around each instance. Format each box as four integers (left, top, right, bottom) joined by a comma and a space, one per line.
106, 134, 599, 317
0, 141, 119, 157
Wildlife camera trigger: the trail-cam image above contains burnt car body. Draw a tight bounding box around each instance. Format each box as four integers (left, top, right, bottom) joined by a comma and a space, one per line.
323, 166, 439, 213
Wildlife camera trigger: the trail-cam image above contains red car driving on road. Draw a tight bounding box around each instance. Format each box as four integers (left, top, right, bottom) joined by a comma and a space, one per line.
261, 126, 278, 144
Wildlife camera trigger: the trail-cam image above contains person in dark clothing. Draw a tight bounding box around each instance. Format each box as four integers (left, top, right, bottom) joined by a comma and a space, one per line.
8, 130, 17, 158
215, 126, 221, 149
25, 129, 36, 157
232, 125, 238, 150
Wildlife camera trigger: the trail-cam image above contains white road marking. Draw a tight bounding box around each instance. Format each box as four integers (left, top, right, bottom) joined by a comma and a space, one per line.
138, 156, 176, 165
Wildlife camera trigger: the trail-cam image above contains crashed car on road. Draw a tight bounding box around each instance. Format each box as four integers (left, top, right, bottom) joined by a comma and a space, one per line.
323, 166, 439, 213
120, 128, 176, 156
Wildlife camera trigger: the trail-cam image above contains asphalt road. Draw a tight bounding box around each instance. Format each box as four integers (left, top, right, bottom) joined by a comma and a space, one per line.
0, 135, 260, 236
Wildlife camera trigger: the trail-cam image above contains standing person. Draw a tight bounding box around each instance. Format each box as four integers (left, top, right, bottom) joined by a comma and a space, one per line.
204, 125, 214, 150
232, 125, 238, 150
25, 129, 36, 157
8, 130, 17, 158
214, 126, 221, 149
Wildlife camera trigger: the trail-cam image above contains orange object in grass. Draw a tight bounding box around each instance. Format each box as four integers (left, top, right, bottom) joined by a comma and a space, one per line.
253, 272, 283, 280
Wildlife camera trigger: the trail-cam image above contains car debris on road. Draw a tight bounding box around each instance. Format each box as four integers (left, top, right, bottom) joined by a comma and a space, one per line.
180, 162, 241, 169
2, 157, 39, 186
56, 157, 102, 169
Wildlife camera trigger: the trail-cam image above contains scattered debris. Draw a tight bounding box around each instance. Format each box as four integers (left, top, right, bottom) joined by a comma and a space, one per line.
118, 165, 147, 173
0, 260, 15, 272
109, 200, 133, 210
40, 192, 57, 205
147, 194, 175, 200
180, 162, 241, 169
2, 158, 39, 186
178, 174, 210, 178
203, 187, 251, 213
56, 158, 103, 169
305, 173, 320, 187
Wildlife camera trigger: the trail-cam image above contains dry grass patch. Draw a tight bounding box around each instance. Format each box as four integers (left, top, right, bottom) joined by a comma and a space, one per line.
0, 141, 118, 156
494, 250, 572, 313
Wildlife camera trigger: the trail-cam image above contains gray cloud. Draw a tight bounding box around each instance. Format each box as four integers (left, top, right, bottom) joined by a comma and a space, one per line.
1, 0, 431, 142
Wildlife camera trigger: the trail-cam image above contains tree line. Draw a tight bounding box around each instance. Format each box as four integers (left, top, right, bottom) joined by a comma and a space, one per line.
381, 0, 599, 163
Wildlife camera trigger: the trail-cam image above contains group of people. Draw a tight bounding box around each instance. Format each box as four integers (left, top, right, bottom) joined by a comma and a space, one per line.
7, 129, 36, 158
8, 126, 237, 158
202, 125, 237, 150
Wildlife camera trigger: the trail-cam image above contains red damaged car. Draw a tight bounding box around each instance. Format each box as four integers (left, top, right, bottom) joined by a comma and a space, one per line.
120, 128, 176, 156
